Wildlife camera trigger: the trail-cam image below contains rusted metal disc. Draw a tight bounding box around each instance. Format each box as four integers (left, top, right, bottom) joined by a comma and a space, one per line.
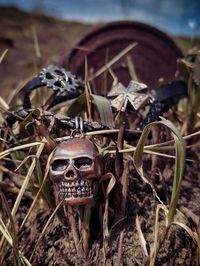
61, 21, 183, 94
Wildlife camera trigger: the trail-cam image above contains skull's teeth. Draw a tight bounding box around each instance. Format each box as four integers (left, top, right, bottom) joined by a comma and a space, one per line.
60, 180, 92, 188
60, 191, 93, 198
59, 180, 93, 199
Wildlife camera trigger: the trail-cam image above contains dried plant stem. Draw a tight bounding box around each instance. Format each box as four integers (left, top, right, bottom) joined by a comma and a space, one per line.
172, 221, 200, 265
150, 205, 169, 265
102, 173, 116, 265
0, 96, 9, 110
126, 55, 138, 81
19, 152, 53, 230
32, 26, 41, 59
79, 204, 92, 257
67, 206, 85, 258
120, 161, 130, 217
85, 57, 92, 121
56, 129, 200, 144
0, 49, 8, 64
135, 215, 148, 257
0, 219, 31, 266
115, 125, 125, 178
150, 226, 169, 266
90, 42, 137, 81
0, 141, 46, 250
115, 161, 130, 222
12, 141, 46, 217
103, 197, 109, 266
0, 141, 44, 159
147, 130, 200, 147
18, 120, 56, 230
115, 230, 124, 266
29, 200, 63, 262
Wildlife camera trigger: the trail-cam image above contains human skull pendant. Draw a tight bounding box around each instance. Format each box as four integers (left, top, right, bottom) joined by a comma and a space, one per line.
49, 138, 102, 206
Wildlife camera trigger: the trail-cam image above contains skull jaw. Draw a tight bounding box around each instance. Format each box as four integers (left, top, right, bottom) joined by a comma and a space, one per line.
53, 178, 97, 206
62, 195, 93, 206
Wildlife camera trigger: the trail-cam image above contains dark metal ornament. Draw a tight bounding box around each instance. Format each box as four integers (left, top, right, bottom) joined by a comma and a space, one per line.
62, 21, 183, 93
39, 66, 79, 93
108, 80, 150, 111
22, 66, 84, 109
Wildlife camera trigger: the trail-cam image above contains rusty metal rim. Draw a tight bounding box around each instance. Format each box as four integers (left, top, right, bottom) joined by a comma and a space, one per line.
66, 20, 183, 66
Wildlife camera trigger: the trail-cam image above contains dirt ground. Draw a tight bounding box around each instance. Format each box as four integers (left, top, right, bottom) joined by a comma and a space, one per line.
2, 156, 200, 265
0, 6, 200, 266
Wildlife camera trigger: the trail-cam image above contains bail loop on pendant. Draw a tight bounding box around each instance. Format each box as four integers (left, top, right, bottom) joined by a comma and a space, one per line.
71, 116, 84, 138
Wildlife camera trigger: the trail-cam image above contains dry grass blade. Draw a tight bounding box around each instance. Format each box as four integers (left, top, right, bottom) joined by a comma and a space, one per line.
180, 206, 200, 226
0, 141, 44, 160
136, 215, 148, 257
0, 217, 31, 266
11, 141, 46, 218
14, 155, 35, 172
115, 125, 124, 179
66, 206, 85, 258
133, 117, 185, 224
0, 49, 8, 64
32, 26, 41, 59
89, 42, 137, 81
0, 219, 12, 244
79, 204, 93, 257
55, 129, 125, 143
0, 140, 46, 250
118, 161, 130, 220
126, 55, 138, 81
0, 96, 9, 110
19, 151, 54, 230
8, 78, 32, 107
29, 200, 63, 262
172, 221, 200, 265
0, 192, 21, 265
67, 93, 93, 118
114, 230, 124, 266
102, 173, 116, 265
149, 204, 166, 265
84, 56, 92, 121
92, 94, 114, 127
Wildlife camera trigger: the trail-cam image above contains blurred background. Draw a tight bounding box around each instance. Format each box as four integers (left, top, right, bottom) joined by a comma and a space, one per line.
0, 0, 200, 100
0, 0, 200, 36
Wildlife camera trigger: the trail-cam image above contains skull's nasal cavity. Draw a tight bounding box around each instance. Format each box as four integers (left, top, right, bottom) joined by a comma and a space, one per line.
65, 170, 76, 178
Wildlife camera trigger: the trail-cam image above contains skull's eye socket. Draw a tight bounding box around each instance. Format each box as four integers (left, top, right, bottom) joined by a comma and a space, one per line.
74, 157, 93, 170
51, 159, 68, 171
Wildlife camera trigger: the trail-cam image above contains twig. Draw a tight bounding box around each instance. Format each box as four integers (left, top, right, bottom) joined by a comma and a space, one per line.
79, 204, 92, 257
32, 26, 41, 59
114, 161, 130, 222
89, 42, 137, 81
115, 230, 124, 266
115, 125, 125, 178
67, 206, 85, 258
0, 181, 32, 199
85, 56, 92, 121
19, 150, 54, 231
0, 49, 8, 64
126, 55, 138, 81
29, 201, 63, 261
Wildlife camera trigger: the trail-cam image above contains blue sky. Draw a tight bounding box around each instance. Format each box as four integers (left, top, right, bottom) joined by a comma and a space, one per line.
0, 0, 199, 36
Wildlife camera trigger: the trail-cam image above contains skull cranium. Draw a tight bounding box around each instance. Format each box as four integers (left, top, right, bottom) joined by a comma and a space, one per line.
49, 138, 102, 206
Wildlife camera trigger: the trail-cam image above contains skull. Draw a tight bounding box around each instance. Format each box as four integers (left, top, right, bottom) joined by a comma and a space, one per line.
49, 138, 102, 206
